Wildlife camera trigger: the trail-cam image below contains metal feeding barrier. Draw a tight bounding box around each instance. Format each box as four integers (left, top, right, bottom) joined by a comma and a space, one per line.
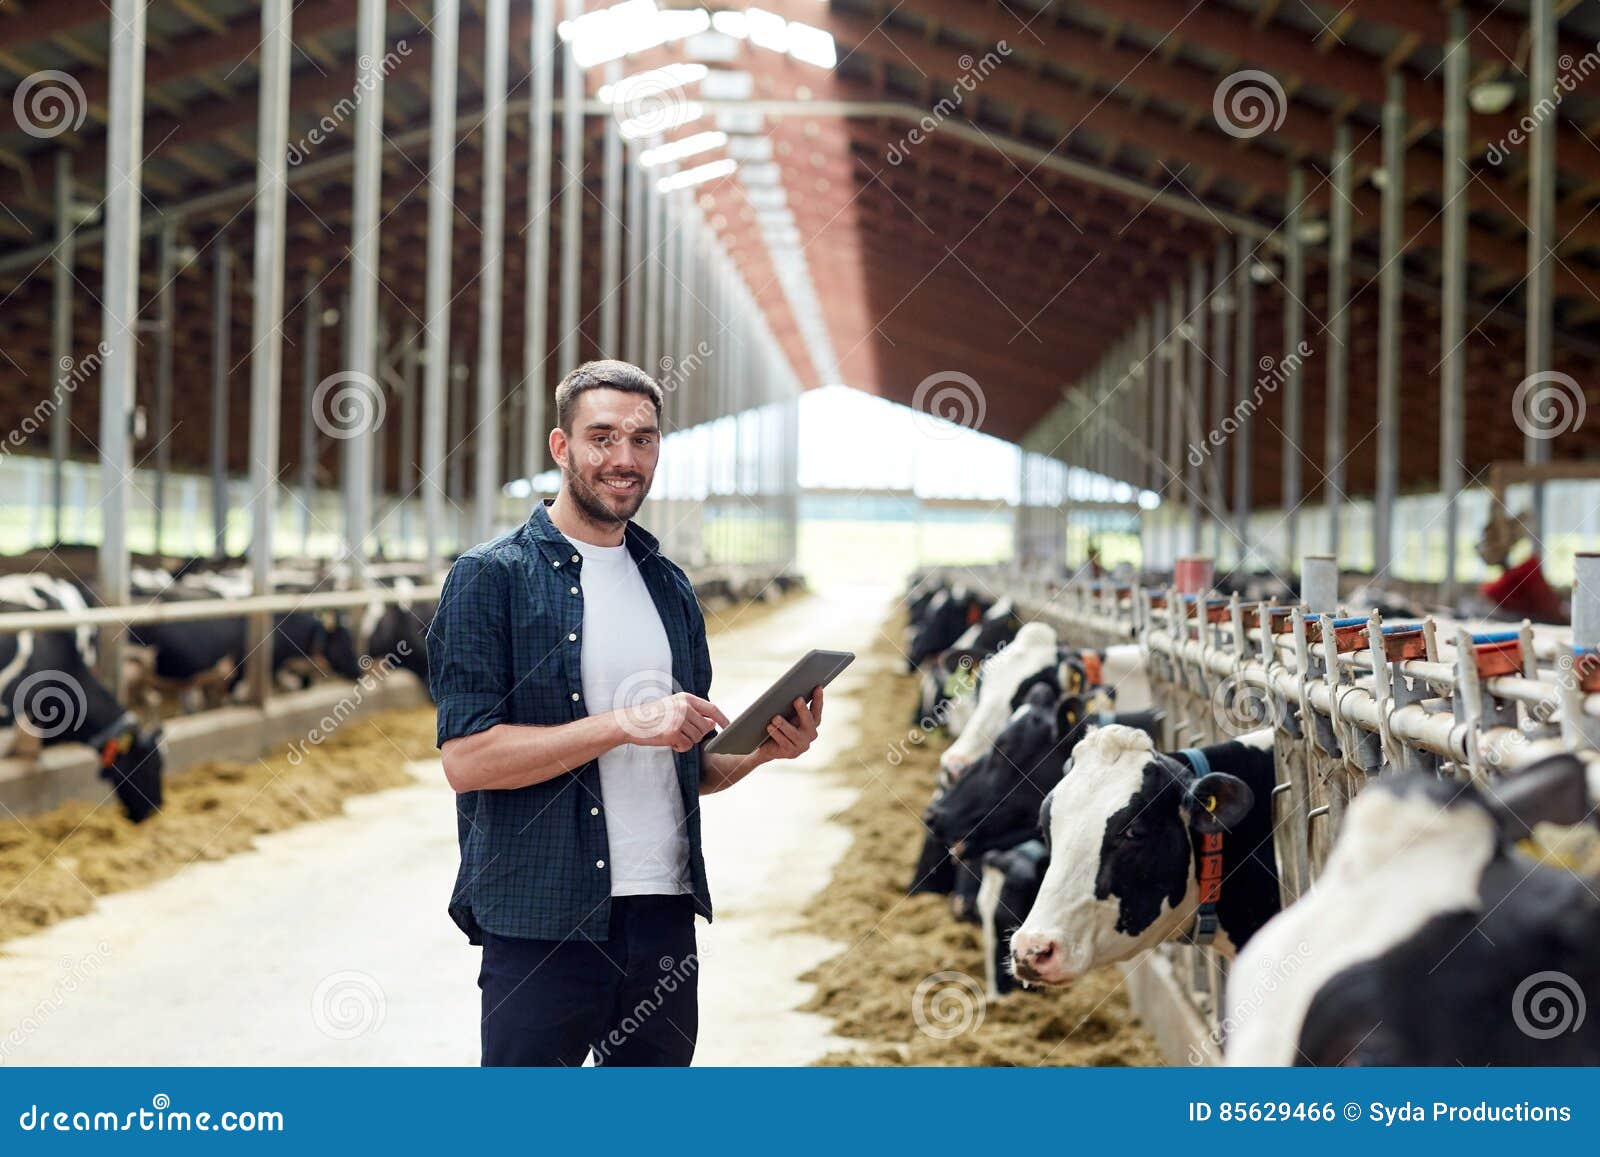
947, 552, 1600, 1055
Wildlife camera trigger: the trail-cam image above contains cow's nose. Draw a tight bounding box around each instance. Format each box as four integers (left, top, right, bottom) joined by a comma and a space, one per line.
1011, 930, 1069, 983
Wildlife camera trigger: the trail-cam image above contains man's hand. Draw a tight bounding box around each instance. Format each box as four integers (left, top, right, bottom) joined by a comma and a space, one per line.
622, 692, 730, 753
756, 685, 824, 762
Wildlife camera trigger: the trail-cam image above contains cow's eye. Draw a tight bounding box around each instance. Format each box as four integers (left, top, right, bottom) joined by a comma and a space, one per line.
1121, 823, 1138, 841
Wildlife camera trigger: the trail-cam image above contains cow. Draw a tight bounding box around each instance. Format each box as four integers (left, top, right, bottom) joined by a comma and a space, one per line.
906, 586, 991, 673
938, 622, 1059, 777
1010, 724, 1279, 985
927, 692, 1164, 864
912, 598, 1021, 730
325, 576, 435, 695
0, 575, 165, 822
1226, 756, 1600, 1066
977, 840, 1049, 998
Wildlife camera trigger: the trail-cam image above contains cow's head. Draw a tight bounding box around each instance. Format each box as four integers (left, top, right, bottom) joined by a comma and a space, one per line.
96, 720, 166, 823
1010, 724, 1257, 984
926, 686, 1083, 858
320, 610, 366, 682
1226, 755, 1600, 1066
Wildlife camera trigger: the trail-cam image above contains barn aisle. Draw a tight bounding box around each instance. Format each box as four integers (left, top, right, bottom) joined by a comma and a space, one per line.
0, 584, 894, 1066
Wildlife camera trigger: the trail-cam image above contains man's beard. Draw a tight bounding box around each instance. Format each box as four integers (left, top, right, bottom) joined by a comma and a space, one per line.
564, 463, 651, 527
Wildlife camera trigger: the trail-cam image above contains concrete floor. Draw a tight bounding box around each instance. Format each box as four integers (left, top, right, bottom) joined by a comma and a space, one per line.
0, 583, 895, 1066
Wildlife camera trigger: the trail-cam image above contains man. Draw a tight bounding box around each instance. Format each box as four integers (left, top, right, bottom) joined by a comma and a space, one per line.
427, 359, 823, 1067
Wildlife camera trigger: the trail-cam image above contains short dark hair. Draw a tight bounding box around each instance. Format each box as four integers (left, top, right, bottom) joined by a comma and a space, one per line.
554, 360, 664, 431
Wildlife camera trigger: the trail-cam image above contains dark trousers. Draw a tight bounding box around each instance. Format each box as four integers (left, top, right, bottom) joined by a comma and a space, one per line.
478, 894, 699, 1067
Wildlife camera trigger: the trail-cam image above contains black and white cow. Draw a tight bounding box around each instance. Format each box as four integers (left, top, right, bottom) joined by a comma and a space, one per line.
906, 586, 991, 673
928, 692, 1164, 863
1010, 724, 1279, 984
977, 840, 1049, 998
1226, 756, 1600, 1066
325, 576, 435, 696
0, 575, 164, 822
912, 598, 1021, 730
939, 622, 1060, 778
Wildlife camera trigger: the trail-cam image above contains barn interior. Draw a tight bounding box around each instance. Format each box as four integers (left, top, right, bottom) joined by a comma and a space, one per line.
3, 0, 1600, 1070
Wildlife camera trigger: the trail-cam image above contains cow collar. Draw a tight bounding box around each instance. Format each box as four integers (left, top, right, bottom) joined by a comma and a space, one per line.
1167, 746, 1225, 947
86, 711, 139, 769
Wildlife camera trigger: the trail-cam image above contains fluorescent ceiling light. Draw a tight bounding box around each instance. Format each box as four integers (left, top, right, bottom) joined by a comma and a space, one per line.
1297, 218, 1328, 245
740, 161, 782, 186
726, 134, 773, 161
657, 158, 739, 191
639, 130, 728, 167
559, 1, 711, 68
787, 21, 837, 68
619, 101, 704, 139
598, 62, 706, 104
746, 8, 789, 52
712, 10, 748, 38
1469, 79, 1517, 116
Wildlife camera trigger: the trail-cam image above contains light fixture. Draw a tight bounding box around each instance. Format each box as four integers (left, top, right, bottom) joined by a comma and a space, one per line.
746, 8, 789, 52
1469, 78, 1517, 116
558, 1, 710, 68
787, 21, 837, 68
1249, 259, 1277, 283
656, 158, 738, 192
598, 62, 706, 105
639, 130, 727, 167
712, 10, 748, 38
1297, 218, 1329, 245
1369, 167, 1388, 190
619, 101, 704, 139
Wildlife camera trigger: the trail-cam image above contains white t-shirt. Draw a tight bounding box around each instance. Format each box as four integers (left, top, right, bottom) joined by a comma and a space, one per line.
572, 536, 691, 897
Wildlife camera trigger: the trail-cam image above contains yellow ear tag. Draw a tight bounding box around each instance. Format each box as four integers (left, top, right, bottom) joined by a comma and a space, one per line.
1205, 795, 1218, 814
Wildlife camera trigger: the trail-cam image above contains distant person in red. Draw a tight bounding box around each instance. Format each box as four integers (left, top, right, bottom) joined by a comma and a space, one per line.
1476, 507, 1568, 624
1086, 542, 1104, 580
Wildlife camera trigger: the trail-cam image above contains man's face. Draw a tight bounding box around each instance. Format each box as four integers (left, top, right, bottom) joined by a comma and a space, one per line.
551, 387, 661, 525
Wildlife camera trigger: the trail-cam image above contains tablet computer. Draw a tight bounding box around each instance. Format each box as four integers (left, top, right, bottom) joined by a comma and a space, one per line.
703, 649, 855, 756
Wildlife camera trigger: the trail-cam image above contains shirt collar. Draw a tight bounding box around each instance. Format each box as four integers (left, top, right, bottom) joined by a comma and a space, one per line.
526, 499, 662, 566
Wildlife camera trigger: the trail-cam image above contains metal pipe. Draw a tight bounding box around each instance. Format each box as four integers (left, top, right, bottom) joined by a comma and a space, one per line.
600, 58, 623, 355
399, 317, 419, 552
152, 218, 175, 555
0, 585, 446, 634
1167, 278, 1186, 555
1525, 0, 1557, 538
1209, 242, 1231, 563
557, 0, 583, 378
1186, 256, 1206, 552
1325, 122, 1351, 556
1233, 233, 1255, 561
1441, 10, 1469, 603
210, 235, 232, 558
1150, 299, 1167, 504
1374, 71, 1405, 578
523, 0, 555, 480
1282, 168, 1304, 566
346, 0, 386, 583
299, 274, 321, 555
97, 0, 146, 695
624, 137, 645, 364
1575, 553, 1600, 650
422, 0, 458, 575
50, 150, 75, 547
246, 0, 292, 705
474, 0, 509, 546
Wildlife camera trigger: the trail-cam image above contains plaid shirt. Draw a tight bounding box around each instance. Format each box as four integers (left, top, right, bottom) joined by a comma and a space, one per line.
428, 501, 714, 944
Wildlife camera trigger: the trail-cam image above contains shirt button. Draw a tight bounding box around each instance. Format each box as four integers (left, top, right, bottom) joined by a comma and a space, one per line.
570, 692, 580, 701
596, 859, 605, 869
590, 806, 599, 816
568, 633, 577, 642
571, 554, 579, 563
569, 586, 578, 595
553, 561, 561, 568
